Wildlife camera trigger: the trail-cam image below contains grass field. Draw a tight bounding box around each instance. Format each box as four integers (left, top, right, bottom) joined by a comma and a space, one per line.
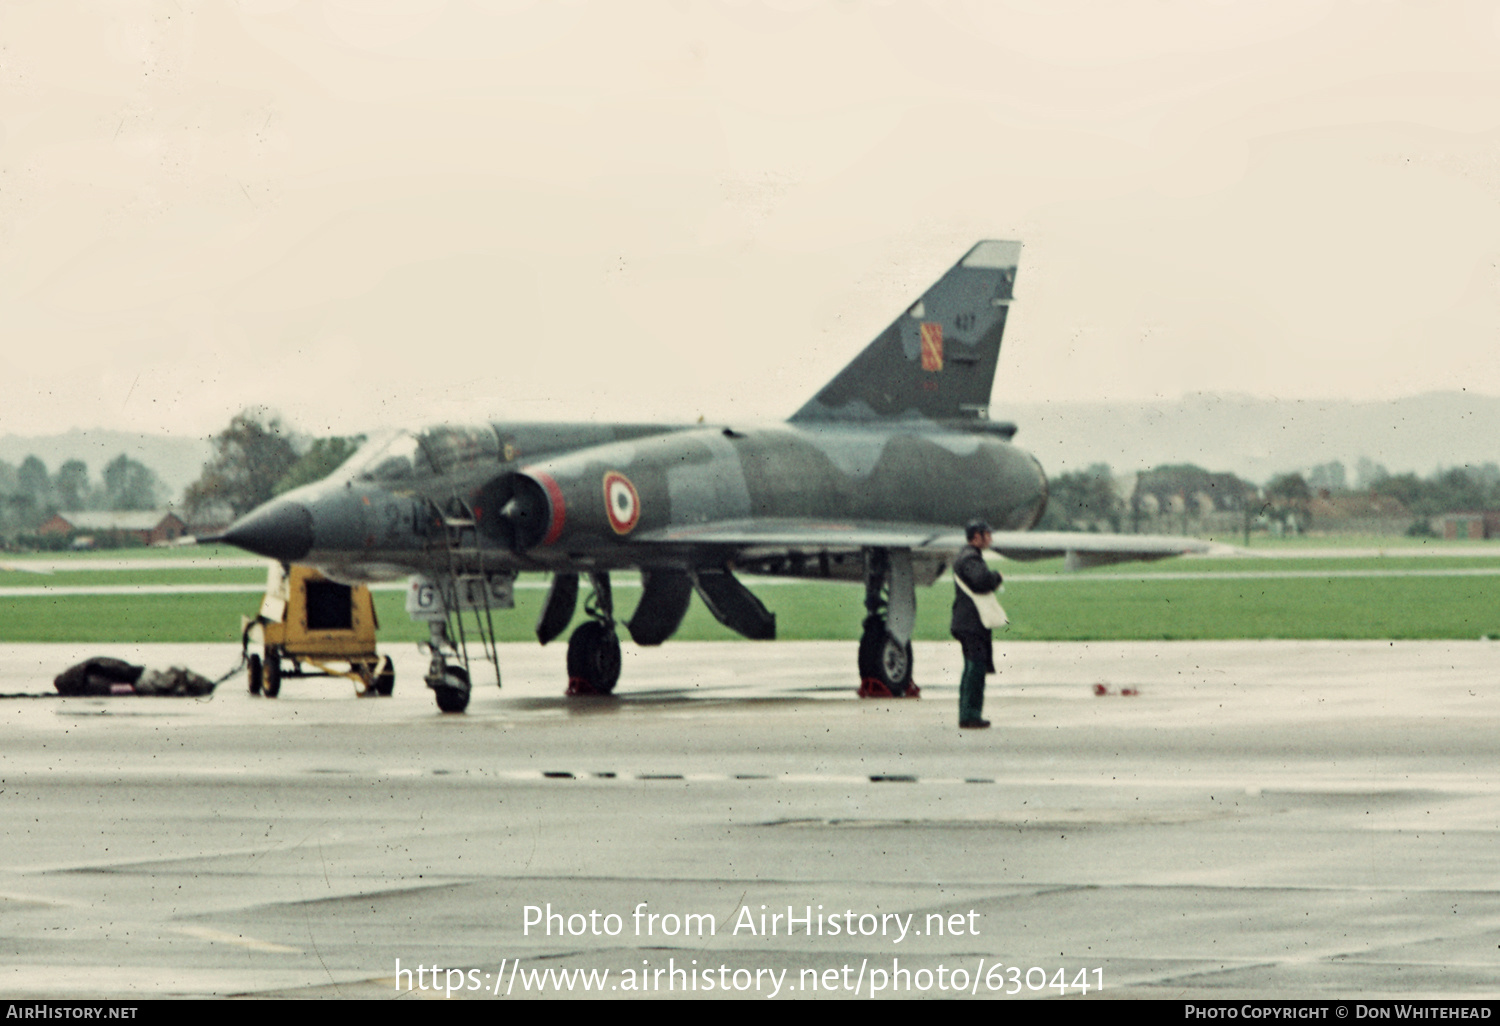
0, 539, 1498, 643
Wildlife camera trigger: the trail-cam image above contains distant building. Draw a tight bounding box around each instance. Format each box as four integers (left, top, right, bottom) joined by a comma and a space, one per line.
38, 510, 188, 546
1440, 512, 1500, 540
1308, 492, 1412, 536
1129, 466, 1258, 535
1133, 468, 1258, 516
184, 501, 236, 538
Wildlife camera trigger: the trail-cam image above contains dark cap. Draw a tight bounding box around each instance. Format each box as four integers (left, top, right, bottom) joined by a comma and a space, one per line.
965, 518, 992, 540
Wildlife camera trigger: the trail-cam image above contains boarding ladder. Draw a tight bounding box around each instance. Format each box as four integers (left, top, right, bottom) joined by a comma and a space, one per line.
433, 506, 506, 687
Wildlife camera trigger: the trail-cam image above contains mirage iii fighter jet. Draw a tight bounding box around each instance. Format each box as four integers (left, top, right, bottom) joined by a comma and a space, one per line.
217, 241, 1206, 712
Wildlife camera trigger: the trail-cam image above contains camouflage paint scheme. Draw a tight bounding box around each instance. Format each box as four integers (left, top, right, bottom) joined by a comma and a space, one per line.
218, 242, 1205, 711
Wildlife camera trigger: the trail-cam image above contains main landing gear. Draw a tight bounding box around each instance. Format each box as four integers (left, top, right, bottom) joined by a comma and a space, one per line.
531, 553, 919, 700
858, 548, 919, 698
566, 573, 621, 695
536, 570, 623, 696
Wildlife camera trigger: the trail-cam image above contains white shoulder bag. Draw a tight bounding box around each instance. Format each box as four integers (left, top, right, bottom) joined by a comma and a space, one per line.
954, 573, 1009, 628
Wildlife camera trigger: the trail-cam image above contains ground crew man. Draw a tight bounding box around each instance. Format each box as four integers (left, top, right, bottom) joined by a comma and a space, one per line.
952, 518, 1003, 728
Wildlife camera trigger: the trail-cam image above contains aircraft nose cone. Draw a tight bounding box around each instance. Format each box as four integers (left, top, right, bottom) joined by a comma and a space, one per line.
220, 500, 314, 563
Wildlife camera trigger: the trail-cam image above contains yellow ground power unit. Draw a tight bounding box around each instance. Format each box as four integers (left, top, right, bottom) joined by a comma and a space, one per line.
242, 564, 393, 697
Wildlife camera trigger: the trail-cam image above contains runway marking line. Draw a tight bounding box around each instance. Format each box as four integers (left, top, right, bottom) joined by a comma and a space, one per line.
173, 924, 301, 954
481, 769, 1000, 786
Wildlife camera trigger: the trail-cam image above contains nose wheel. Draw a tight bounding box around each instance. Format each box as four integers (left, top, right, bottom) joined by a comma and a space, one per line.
431, 664, 471, 713
423, 620, 471, 713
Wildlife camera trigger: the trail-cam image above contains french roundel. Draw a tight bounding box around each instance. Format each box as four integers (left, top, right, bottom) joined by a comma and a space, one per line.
603, 471, 641, 535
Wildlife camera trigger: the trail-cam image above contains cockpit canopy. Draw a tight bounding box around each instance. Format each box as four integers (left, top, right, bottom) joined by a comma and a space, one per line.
338, 426, 503, 484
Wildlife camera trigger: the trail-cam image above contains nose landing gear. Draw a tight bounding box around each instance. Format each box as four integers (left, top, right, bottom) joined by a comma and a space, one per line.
424, 620, 471, 714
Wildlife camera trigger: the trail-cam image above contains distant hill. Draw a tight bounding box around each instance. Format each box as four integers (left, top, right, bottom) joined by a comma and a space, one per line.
994, 391, 1500, 484
0, 430, 211, 504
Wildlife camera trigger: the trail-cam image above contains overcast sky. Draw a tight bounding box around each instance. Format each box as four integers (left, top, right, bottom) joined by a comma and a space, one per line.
3, 0, 1498, 441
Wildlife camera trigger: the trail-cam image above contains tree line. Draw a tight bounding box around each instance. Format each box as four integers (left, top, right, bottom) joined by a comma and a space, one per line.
181, 411, 364, 523
1039, 459, 1500, 535
0, 413, 364, 546
0, 454, 164, 534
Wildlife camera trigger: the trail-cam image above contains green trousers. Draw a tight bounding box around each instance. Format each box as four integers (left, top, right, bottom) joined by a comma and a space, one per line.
958, 659, 987, 724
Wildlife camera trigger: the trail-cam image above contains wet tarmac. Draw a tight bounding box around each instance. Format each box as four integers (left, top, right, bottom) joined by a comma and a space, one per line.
1, 639, 1497, 1000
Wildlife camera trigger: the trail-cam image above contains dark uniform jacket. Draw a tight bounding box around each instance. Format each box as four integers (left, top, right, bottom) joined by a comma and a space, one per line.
950, 544, 1003, 636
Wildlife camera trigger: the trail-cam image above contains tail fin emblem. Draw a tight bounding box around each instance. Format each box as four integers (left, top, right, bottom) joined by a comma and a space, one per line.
920, 322, 944, 372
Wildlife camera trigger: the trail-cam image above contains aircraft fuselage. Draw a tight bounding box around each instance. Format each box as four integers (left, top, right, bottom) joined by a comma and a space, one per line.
225, 420, 1049, 585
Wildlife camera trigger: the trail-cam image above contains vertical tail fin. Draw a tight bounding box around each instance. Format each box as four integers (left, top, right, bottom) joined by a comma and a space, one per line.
790, 240, 1020, 424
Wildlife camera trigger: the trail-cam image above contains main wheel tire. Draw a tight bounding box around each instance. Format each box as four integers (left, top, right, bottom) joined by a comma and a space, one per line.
858, 618, 913, 696
433, 665, 469, 713
373, 655, 395, 697
247, 653, 263, 696
566, 620, 621, 694
263, 646, 282, 698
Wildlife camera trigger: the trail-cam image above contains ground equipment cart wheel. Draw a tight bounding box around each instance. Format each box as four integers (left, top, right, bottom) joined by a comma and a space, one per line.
373, 655, 395, 697
263, 646, 282, 698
